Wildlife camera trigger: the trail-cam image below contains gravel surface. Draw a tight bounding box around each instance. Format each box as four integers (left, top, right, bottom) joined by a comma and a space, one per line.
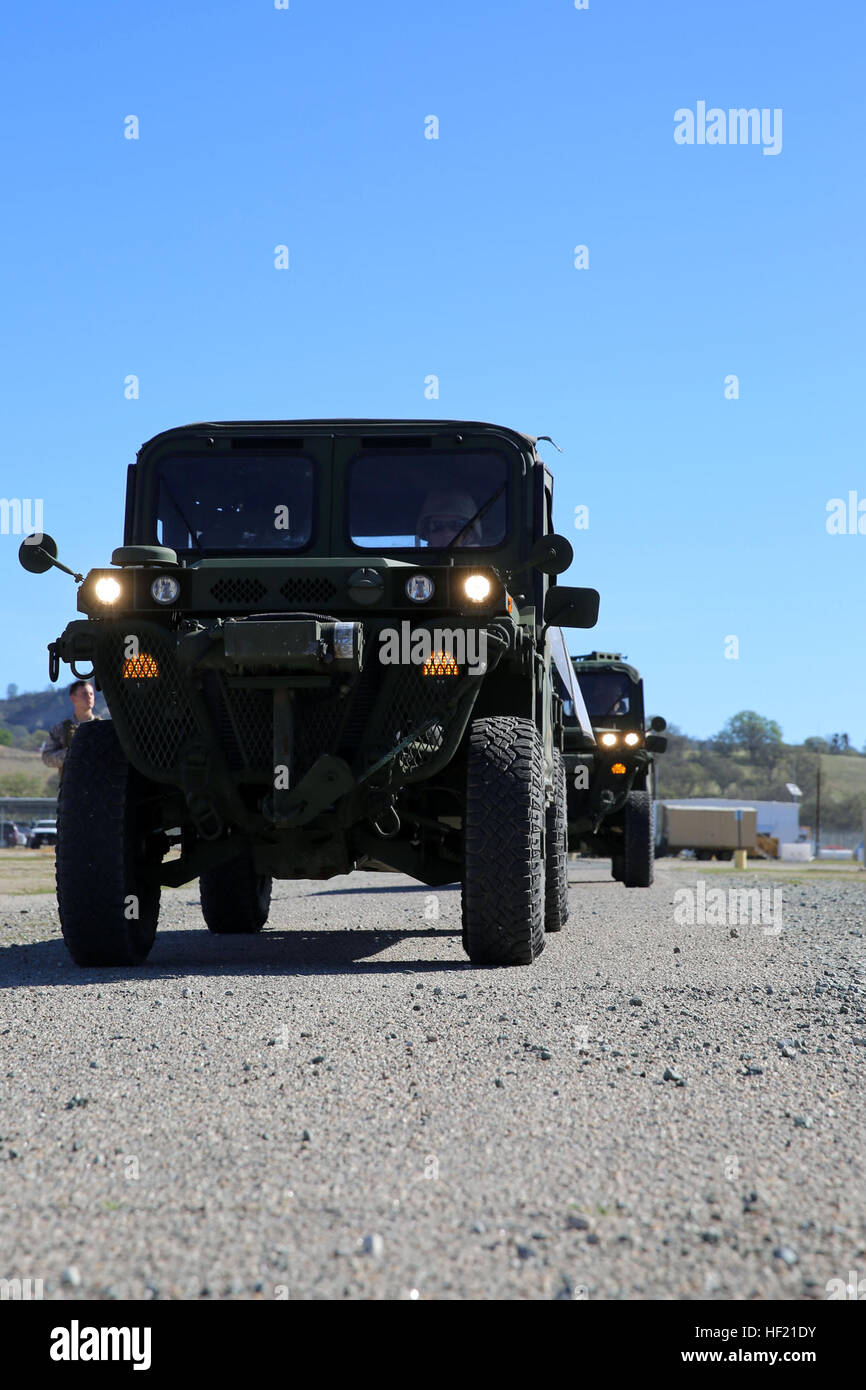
1, 860, 864, 1300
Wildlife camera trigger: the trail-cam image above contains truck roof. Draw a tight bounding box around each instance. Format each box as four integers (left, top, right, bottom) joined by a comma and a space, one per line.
137, 420, 542, 458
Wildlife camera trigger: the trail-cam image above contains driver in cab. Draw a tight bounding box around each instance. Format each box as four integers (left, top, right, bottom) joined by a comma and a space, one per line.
416, 490, 483, 548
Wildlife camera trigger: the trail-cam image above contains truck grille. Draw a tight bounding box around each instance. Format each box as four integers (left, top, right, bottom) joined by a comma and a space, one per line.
99, 628, 198, 772
100, 626, 471, 785
209, 577, 268, 604
279, 577, 337, 605
366, 667, 455, 776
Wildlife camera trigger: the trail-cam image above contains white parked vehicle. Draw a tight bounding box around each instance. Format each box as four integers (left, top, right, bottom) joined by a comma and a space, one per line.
28, 820, 58, 849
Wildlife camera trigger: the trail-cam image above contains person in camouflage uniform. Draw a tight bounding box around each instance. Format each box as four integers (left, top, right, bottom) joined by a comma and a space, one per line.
41, 680, 101, 779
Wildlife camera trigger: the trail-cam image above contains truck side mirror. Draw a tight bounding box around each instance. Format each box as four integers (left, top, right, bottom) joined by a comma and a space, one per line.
19, 533, 58, 575
543, 585, 599, 629
18, 533, 84, 584
528, 533, 574, 575
649, 715, 667, 732
646, 734, 668, 753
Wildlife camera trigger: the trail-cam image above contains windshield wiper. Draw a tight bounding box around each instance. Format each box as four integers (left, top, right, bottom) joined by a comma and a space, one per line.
437, 482, 506, 555
160, 479, 203, 559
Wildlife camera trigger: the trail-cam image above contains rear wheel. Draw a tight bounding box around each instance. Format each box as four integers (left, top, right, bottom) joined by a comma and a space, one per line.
623, 790, 654, 888
462, 716, 545, 966
544, 750, 569, 932
200, 854, 272, 934
56, 721, 161, 965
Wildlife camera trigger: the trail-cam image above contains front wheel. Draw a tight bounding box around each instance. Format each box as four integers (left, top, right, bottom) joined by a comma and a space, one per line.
462, 716, 545, 966
56, 721, 161, 965
200, 854, 272, 934
623, 790, 654, 888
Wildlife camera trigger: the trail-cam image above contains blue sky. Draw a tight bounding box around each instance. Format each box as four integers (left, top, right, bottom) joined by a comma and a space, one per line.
1, 0, 863, 744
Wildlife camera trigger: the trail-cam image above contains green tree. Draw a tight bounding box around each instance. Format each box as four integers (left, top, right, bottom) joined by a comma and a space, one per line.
713, 710, 783, 769
0, 727, 11, 747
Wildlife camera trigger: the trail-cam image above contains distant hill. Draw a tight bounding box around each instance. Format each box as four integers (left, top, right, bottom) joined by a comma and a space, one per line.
656, 731, 865, 834
0, 745, 58, 797
817, 752, 866, 799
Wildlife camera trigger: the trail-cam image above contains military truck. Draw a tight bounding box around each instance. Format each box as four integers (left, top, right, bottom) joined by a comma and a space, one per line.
559, 651, 666, 886
19, 419, 600, 968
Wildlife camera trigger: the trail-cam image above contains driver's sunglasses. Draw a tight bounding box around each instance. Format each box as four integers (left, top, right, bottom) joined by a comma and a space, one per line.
425, 514, 473, 534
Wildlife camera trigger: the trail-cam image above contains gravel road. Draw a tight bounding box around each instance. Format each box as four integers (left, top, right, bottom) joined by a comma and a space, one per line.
1, 861, 864, 1301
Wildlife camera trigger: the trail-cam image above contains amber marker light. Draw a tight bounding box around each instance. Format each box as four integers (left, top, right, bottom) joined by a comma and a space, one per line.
422, 651, 460, 676
611, 762, 627, 775
123, 653, 159, 679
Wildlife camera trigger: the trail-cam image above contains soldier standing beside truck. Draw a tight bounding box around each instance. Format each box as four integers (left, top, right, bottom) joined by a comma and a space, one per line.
41, 679, 102, 781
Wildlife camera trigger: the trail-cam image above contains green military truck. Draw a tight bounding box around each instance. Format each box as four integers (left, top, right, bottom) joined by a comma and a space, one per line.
20, 419, 599, 968
559, 651, 666, 887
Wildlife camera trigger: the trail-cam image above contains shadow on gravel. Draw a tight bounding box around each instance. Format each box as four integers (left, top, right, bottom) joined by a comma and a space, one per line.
0, 926, 474, 985
304, 883, 460, 896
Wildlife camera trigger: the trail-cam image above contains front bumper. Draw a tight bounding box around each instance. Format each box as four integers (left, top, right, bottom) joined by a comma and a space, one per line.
52, 615, 503, 835
565, 748, 650, 832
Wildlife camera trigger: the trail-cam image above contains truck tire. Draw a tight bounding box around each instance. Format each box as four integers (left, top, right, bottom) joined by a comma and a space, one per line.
462, 716, 545, 966
200, 854, 272, 934
623, 790, 654, 888
544, 750, 569, 932
55, 721, 161, 966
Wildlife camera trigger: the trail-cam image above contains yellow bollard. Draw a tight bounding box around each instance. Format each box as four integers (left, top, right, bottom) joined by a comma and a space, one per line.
733, 849, 748, 870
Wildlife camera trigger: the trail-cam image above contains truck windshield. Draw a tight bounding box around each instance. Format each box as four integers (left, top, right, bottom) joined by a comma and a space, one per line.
577, 671, 633, 719
154, 454, 316, 552
348, 450, 508, 549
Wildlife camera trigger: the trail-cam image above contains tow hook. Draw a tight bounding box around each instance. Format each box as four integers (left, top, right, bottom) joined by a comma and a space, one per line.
372, 801, 401, 839
593, 788, 616, 833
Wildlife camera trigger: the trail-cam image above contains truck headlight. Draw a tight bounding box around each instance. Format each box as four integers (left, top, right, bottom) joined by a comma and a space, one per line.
95, 577, 122, 604
464, 574, 491, 602
151, 575, 180, 604
406, 575, 434, 603
624, 732, 640, 746
600, 732, 618, 747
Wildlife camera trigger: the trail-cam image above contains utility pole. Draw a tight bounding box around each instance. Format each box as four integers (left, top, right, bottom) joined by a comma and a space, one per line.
815, 760, 822, 859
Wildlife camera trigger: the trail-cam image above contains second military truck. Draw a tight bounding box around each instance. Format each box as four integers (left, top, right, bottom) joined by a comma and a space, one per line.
561, 651, 666, 886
